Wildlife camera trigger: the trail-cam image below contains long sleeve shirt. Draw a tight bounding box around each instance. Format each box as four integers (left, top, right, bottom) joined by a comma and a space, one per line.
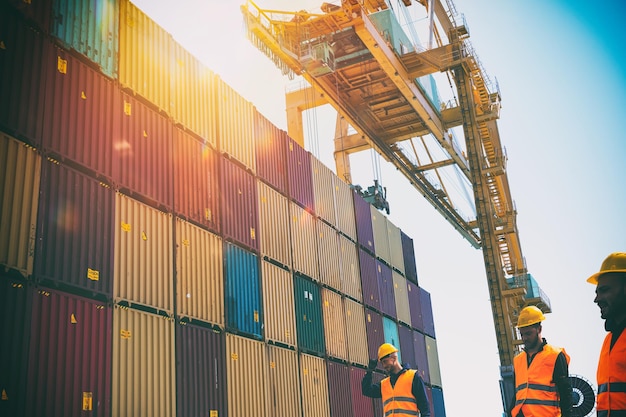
507, 339, 573, 417
362, 368, 431, 417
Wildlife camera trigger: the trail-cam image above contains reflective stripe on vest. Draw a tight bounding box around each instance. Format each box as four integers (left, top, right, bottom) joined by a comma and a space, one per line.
381, 369, 420, 416
511, 344, 570, 417
597, 330, 626, 416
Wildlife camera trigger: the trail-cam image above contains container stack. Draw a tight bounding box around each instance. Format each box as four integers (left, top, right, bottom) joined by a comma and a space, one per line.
0, 1, 447, 416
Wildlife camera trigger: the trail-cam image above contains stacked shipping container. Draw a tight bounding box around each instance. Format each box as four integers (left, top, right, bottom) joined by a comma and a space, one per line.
0, 1, 447, 416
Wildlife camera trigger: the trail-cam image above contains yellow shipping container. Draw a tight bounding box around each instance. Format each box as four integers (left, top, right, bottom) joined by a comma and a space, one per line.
266, 344, 302, 417
300, 353, 331, 417
227, 334, 268, 417
257, 180, 291, 268
261, 260, 297, 347
317, 221, 341, 291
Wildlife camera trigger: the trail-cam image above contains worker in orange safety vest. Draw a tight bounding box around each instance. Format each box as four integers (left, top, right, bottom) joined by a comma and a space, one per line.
362, 343, 430, 416
508, 306, 573, 417
587, 252, 626, 417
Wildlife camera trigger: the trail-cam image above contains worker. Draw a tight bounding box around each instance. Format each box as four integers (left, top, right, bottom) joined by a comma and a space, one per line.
587, 252, 626, 417
361, 343, 430, 417
508, 306, 573, 417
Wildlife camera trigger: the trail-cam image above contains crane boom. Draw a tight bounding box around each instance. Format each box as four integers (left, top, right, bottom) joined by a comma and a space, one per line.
241, 0, 552, 410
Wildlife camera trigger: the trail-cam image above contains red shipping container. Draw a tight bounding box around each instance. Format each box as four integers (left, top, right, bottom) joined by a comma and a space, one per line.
349, 366, 375, 417
327, 360, 354, 417
26, 287, 112, 417
254, 110, 287, 195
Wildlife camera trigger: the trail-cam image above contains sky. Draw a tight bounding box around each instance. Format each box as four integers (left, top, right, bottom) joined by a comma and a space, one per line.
131, 1, 626, 415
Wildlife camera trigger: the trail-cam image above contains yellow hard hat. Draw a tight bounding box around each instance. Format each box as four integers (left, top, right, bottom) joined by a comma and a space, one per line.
586, 252, 626, 285
377, 343, 398, 361
517, 305, 545, 328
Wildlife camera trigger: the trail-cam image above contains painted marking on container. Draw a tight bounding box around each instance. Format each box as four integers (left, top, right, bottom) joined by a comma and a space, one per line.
124, 101, 132, 116
71, 314, 77, 324
303, 368, 309, 376
254, 311, 259, 322
57, 56, 67, 74
81, 91, 87, 100
87, 268, 99, 281
141, 231, 148, 241
182, 239, 190, 247
205, 208, 212, 221
2, 389, 8, 400
367, 313, 371, 322
231, 353, 238, 361
0, 41, 5, 50
143, 130, 148, 138
121, 222, 131, 232
250, 227, 256, 240
324, 300, 329, 307
120, 329, 131, 339
270, 361, 276, 369
210, 411, 218, 417
82, 392, 93, 410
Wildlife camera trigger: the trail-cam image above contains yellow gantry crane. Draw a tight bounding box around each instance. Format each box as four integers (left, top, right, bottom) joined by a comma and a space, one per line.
241, 0, 551, 409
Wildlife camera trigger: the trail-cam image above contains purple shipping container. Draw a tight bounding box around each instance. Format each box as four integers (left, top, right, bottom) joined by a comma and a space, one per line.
372, 372, 385, 416
116, 91, 173, 210
221, 157, 259, 252
4, 0, 52, 32
401, 230, 418, 284
364, 308, 384, 370
398, 323, 417, 370
377, 260, 396, 319
35, 159, 114, 297
413, 330, 430, 384
42, 42, 120, 180
286, 136, 315, 212
173, 127, 220, 233
0, 277, 32, 417
349, 366, 375, 417
407, 280, 424, 332
26, 287, 112, 417
359, 248, 379, 310
254, 110, 287, 195
420, 287, 436, 338
327, 360, 353, 417
353, 190, 375, 253
176, 322, 227, 417
0, 9, 46, 147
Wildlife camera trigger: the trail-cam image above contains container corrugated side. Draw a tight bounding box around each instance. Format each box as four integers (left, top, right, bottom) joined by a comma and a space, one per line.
175, 218, 223, 326
226, 334, 268, 417
327, 361, 353, 417
42, 43, 119, 180
426, 386, 435, 417
407, 280, 424, 332
114, 193, 173, 313
311, 156, 336, 227
382, 316, 401, 358
294, 274, 325, 355
51, 0, 119, 78
344, 298, 369, 366
353, 190, 375, 253
398, 323, 417, 369
425, 335, 442, 387
286, 137, 314, 212
266, 344, 302, 417
401, 230, 418, 284
0, 277, 32, 417
371, 205, 390, 265
221, 157, 259, 252
176, 322, 226, 417
261, 260, 296, 347
217, 78, 256, 172
257, 180, 291, 268
377, 260, 396, 318
173, 127, 220, 233
112, 306, 176, 417
119, 0, 171, 112
224, 242, 262, 338
170, 40, 217, 146
432, 386, 447, 417
27, 288, 112, 417
34, 159, 114, 297
413, 330, 430, 384
255, 111, 287, 194
364, 308, 384, 370
4, 0, 52, 32
290, 202, 319, 280
386, 218, 405, 275
360, 248, 379, 310
339, 235, 362, 302
334, 176, 357, 241
420, 287, 436, 337
299, 353, 331, 417
0, 135, 40, 277
0, 11, 46, 147
317, 221, 341, 291
393, 271, 411, 326
117, 91, 174, 210
349, 366, 375, 417
321, 288, 348, 361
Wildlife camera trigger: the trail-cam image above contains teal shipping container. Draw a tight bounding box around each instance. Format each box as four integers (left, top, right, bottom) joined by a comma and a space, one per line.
51, 0, 119, 79
224, 242, 262, 339
382, 316, 401, 364
293, 274, 325, 355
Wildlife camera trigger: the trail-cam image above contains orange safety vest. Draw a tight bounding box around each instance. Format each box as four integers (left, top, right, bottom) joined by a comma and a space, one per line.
381, 369, 420, 416
597, 330, 626, 417
511, 344, 570, 417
